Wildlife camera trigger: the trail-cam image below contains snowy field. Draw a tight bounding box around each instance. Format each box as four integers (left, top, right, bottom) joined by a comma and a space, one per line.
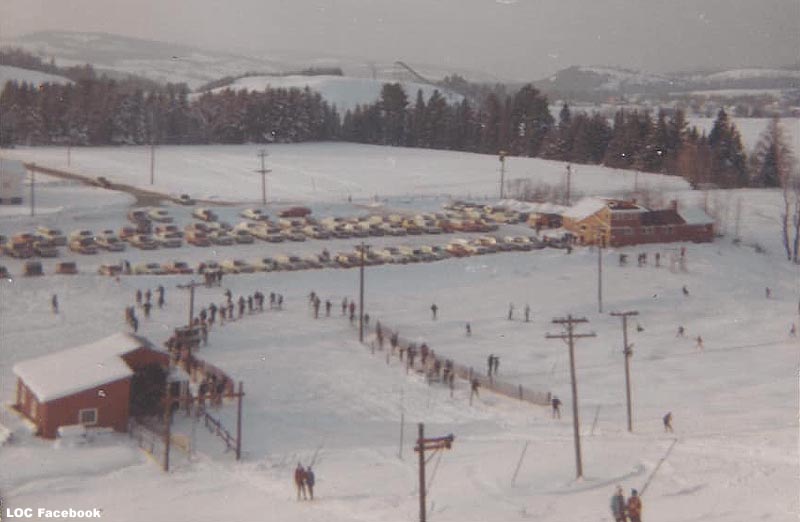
0, 65, 72, 87
0, 143, 798, 522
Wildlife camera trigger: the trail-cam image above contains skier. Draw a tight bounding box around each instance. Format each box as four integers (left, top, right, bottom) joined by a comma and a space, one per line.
470, 378, 480, 401
364, 313, 370, 326
682, 285, 689, 297
209, 303, 218, 324
225, 289, 232, 304
636, 322, 644, 333
305, 466, 315, 500
131, 316, 139, 333
663, 411, 673, 432
487, 354, 494, 376
135, 289, 142, 306
145, 289, 152, 304
349, 301, 356, 323
524, 304, 531, 323
466, 322, 472, 336
270, 292, 276, 309
765, 287, 772, 299
493, 356, 500, 376
51, 294, 59, 314
627, 489, 642, 522
341, 298, 348, 316
696, 335, 703, 350
619, 253, 627, 266
238, 296, 245, 318
610, 486, 626, 522
201, 323, 208, 346
676, 325, 685, 337
277, 294, 283, 309
508, 303, 514, 321
156, 285, 165, 306
248, 295, 254, 313
143, 301, 152, 319
309, 291, 317, 305
325, 300, 332, 317
655, 252, 661, 267
294, 463, 308, 501
431, 303, 438, 320
313, 298, 320, 319
791, 323, 797, 337
551, 396, 562, 419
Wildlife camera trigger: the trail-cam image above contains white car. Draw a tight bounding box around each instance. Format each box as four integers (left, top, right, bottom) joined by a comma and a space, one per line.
95, 235, 126, 252
192, 208, 218, 222
68, 229, 94, 241
156, 232, 183, 248
133, 262, 166, 275
147, 208, 173, 223
221, 259, 255, 274
240, 208, 268, 221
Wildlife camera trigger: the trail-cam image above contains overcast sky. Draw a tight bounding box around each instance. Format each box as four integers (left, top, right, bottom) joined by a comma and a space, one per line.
1, 0, 798, 80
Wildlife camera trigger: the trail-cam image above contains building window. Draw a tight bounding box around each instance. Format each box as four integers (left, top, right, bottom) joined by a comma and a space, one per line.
78, 408, 98, 425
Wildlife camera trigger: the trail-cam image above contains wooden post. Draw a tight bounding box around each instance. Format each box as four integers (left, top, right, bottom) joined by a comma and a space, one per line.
546, 315, 596, 480
359, 242, 365, 343
398, 412, 405, 460
418, 423, 426, 522
511, 441, 529, 486
612, 311, 638, 432
29, 164, 35, 217
597, 240, 603, 313
236, 381, 244, 460
163, 384, 172, 472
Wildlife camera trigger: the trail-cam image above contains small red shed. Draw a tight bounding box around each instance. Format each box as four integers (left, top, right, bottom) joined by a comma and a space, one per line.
12, 332, 171, 439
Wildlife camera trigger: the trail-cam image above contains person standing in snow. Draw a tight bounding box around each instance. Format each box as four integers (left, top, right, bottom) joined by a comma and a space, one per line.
325, 300, 332, 317
676, 325, 685, 337
466, 322, 472, 336
313, 298, 321, 319
695, 335, 703, 350
51, 294, 59, 314
431, 303, 438, 320
305, 466, 316, 500
765, 287, 772, 299
682, 285, 689, 297
508, 303, 514, 320
493, 356, 500, 376
610, 485, 626, 522
487, 354, 494, 377
551, 396, 562, 418
627, 489, 642, 522
341, 297, 348, 316
791, 323, 797, 337
663, 411, 673, 432
294, 463, 308, 501
135, 289, 142, 306
524, 304, 531, 322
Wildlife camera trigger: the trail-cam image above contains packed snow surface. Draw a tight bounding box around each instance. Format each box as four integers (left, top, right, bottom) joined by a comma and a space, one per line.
0, 65, 72, 87
0, 142, 797, 522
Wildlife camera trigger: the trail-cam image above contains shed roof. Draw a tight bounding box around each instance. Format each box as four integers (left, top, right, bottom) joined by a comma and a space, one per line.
562, 198, 610, 220
679, 207, 714, 225
13, 333, 145, 403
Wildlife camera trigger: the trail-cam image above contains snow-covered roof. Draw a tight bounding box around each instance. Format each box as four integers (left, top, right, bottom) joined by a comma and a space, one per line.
497, 199, 569, 214
562, 197, 609, 220
679, 207, 714, 225
13, 333, 144, 403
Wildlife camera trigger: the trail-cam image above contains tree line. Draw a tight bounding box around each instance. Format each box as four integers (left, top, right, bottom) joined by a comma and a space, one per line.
0, 76, 794, 190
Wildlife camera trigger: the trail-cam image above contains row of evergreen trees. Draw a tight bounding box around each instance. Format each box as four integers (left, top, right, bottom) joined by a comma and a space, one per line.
0, 77, 786, 189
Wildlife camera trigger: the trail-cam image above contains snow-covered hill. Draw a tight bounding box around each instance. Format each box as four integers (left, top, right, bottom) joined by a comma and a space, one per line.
0, 143, 797, 521
203, 75, 463, 113
0, 64, 71, 87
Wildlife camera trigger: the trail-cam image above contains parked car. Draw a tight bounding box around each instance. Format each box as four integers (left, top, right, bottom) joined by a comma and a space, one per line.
147, 208, 173, 223
264, 232, 285, 243
278, 206, 312, 218
163, 261, 194, 274
241, 208, 268, 221
119, 227, 139, 242
253, 257, 278, 272
98, 264, 123, 276
128, 209, 150, 224
275, 255, 302, 271
155, 232, 183, 248
55, 261, 78, 275
33, 240, 59, 258
197, 261, 221, 274
35, 227, 67, 246
68, 229, 94, 241
133, 262, 166, 275
24, 261, 43, 276
285, 230, 306, 242
186, 230, 211, 247
192, 208, 218, 222
95, 176, 112, 188
208, 231, 235, 246
4, 242, 34, 258
69, 237, 98, 255
95, 235, 126, 252
129, 234, 159, 250
221, 259, 255, 274
233, 229, 255, 244
177, 194, 195, 206
0, 265, 9, 278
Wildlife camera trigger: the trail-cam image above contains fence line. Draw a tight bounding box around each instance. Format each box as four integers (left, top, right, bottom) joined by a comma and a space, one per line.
341, 312, 551, 407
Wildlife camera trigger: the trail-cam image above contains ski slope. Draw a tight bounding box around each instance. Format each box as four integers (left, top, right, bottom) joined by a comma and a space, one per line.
0, 143, 797, 522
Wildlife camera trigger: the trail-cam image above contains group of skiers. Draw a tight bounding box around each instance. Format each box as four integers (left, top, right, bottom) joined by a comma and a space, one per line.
611, 485, 643, 522
294, 463, 316, 501
125, 285, 167, 331
486, 354, 500, 376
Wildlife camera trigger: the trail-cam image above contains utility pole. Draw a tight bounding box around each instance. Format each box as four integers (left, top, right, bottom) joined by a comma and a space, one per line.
546, 315, 596, 479
565, 164, 572, 206
358, 242, 368, 343
611, 311, 638, 432
150, 142, 156, 185
235, 381, 244, 460
414, 423, 455, 522
597, 235, 603, 313
176, 280, 203, 327
256, 149, 271, 206
67, 143, 71, 167
29, 163, 35, 217
163, 383, 172, 472
498, 151, 507, 199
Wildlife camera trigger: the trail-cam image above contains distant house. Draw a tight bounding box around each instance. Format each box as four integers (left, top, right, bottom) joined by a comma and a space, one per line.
12, 333, 178, 439
0, 158, 25, 204
562, 197, 714, 247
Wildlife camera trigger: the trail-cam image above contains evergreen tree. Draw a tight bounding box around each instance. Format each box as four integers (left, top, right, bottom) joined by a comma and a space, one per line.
750, 117, 795, 188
